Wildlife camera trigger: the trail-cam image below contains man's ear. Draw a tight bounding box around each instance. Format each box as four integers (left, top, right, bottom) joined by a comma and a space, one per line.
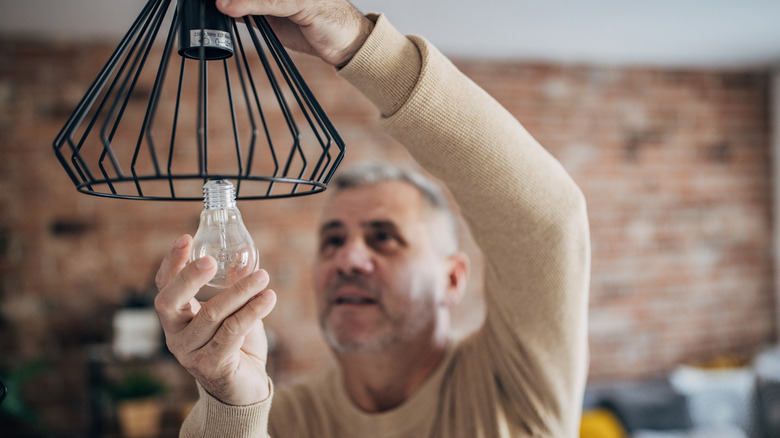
443, 251, 470, 307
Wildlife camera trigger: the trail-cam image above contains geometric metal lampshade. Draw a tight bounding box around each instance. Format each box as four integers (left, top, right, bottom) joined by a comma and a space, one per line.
53, 0, 345, 201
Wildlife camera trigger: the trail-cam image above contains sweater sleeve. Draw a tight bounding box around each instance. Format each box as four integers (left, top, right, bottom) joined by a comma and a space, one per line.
340, 14, 590, 438
179, 383, 272, 438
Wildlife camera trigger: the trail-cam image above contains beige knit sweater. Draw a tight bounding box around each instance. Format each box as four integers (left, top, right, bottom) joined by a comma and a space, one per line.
180, 14, 590, 438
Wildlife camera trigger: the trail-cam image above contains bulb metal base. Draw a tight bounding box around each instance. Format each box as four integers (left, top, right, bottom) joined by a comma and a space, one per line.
203, 179, 236, 209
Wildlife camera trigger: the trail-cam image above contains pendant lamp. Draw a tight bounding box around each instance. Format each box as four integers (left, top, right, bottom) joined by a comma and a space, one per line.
53, 0, 346, 201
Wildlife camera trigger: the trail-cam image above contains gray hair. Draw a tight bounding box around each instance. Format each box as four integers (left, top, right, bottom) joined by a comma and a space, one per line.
331, 162, 459, 254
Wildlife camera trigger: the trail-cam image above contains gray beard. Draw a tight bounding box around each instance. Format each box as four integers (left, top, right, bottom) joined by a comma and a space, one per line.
318, 273, 438, 353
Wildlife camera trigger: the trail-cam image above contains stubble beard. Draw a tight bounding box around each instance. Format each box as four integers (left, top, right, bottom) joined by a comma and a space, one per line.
318, 274, 400, 353
318, 274, 437, 354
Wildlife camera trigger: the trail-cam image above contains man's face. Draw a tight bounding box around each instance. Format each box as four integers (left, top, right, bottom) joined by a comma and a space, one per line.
313, 180, 451, 353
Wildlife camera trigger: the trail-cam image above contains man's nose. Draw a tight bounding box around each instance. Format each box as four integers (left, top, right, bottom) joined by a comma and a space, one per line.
334, 238, 374, 276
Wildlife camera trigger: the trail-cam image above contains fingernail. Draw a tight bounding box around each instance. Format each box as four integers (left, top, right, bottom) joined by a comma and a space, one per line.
174, 235, 188, 249
196, 257, 213, 270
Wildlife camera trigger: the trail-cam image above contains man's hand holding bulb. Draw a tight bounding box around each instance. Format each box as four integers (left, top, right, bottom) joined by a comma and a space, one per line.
155, 234, 277, 405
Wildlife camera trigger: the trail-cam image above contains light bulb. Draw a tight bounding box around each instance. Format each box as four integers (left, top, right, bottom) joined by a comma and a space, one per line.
191, 179, 258, 289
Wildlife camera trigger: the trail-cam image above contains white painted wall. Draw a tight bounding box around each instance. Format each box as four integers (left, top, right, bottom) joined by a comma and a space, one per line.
1, 0, 780, 67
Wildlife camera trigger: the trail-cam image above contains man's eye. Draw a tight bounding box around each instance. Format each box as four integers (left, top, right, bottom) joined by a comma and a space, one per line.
375, 231, 392, 242
320, 235, 344, 252
369, 231, 401, 249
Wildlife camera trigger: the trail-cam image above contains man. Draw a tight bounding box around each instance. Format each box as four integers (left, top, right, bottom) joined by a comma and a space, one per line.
154, 0, 591, 436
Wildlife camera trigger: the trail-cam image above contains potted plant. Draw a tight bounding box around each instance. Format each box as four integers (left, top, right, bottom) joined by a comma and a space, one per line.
0, 359, 52, 437
107, 370, 167, 438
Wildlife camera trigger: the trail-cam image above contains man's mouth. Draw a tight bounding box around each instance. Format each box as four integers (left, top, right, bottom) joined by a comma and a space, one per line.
326, 276, 381, 309
334, 295, 377, 305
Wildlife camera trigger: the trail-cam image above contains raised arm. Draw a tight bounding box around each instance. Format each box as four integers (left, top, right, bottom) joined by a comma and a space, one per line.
338, 15, 591, 436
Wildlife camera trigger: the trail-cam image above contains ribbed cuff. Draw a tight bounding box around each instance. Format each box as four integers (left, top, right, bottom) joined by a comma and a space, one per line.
180, 382, 273, 438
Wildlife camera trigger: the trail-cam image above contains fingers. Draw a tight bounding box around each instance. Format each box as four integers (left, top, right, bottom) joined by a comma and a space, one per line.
155, 235, 192, 290
206, 288, 277, 358
216, 0, 371, 67
180, 269, 273, 352
216, 0, 303, 18
155, 255, 217, 329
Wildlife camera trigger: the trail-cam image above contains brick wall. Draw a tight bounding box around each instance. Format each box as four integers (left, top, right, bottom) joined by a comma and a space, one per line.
456, 63, 776, 378
0, 36, 776, 434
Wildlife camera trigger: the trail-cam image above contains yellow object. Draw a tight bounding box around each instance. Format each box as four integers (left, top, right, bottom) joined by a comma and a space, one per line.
690, 355, 749, 369
580, 408, 626, 438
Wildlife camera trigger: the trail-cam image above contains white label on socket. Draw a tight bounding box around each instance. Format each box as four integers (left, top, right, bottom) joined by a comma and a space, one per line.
190, 29, 233, 51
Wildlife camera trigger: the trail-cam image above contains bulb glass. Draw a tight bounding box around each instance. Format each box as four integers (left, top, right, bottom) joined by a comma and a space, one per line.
191, 179, 258, 288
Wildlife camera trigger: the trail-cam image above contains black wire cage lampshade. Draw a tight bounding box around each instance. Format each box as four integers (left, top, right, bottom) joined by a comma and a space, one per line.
53, 0, 345, 201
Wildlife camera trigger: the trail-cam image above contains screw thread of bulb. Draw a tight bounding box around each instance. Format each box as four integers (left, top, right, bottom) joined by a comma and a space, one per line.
203, 179, 236, 210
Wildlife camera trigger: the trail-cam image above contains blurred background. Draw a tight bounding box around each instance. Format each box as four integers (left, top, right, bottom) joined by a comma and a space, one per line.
1, 0, 779, 436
